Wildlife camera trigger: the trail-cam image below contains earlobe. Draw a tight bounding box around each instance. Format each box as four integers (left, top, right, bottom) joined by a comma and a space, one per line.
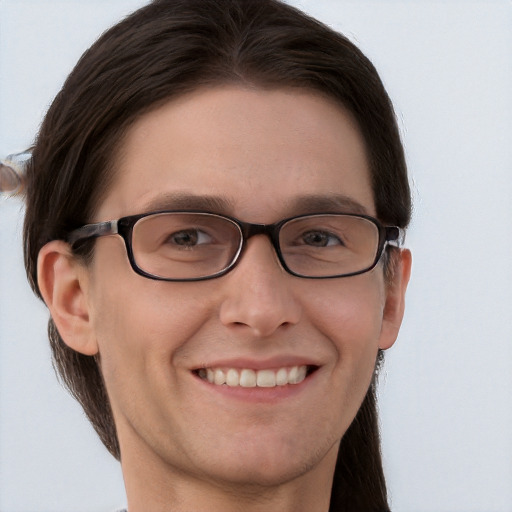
37, 241, 99, 356
378, 248, 412, 350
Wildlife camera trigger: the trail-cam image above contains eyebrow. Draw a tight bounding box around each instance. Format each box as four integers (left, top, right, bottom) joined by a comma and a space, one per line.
140, 193, 234, 214
139, 192, 369, 217
287, 194, 369, 216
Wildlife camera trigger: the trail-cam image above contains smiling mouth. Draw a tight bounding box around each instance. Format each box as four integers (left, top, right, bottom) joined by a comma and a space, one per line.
194, 365, 317, 388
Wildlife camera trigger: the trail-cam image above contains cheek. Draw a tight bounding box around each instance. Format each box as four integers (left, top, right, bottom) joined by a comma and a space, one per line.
87, 240, 213, 380
89, 281, 217, 430
93, 286, 209, 360
296, 273, 386, 440
305, 271, 386, 363
308, 271, 385, 341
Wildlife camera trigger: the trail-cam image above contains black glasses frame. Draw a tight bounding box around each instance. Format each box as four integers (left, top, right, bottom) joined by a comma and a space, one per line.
67, 210, 404, 281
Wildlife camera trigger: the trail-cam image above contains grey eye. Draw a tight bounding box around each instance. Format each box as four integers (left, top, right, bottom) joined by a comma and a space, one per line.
166, 229, 213, 247
301, 230, 343, 247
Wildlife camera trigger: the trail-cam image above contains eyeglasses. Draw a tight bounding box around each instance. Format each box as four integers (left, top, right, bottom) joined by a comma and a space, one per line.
67, 211, 404, 281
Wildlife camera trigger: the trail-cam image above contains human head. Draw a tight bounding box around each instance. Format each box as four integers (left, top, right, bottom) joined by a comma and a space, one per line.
23, 0, 411, 509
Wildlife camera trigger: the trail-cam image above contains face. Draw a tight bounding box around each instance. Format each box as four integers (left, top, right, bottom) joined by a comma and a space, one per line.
74, 87, 406, 492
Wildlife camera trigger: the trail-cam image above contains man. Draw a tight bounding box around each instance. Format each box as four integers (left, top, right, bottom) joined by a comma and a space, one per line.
24, 1, 411, 510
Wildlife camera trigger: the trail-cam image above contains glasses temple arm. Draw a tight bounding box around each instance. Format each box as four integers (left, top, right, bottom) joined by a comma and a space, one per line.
67, 220, 119, 245
385, 226, 406, 248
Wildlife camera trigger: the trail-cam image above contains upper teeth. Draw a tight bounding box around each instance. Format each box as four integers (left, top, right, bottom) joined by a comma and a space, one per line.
198, 366, 308, 388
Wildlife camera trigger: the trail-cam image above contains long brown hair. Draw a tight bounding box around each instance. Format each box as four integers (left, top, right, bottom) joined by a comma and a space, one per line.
23, 1, 410, 509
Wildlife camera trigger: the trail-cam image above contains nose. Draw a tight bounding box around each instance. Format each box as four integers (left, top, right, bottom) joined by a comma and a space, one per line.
219, 236, 301, 338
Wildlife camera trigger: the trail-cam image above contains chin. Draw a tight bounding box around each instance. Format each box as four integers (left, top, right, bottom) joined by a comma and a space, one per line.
206, 460, 311, 489
195, 435, 337, 489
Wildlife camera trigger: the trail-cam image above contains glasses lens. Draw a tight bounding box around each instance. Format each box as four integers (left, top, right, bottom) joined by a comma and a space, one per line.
279, 215, 380, 277
132, 213, 241, 279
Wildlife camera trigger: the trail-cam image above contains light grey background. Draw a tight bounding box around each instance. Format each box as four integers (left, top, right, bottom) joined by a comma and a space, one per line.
1, 1, 511, 511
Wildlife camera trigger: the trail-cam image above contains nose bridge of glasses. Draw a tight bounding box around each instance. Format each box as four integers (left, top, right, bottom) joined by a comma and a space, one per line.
232, 221, 287, 280
234, 220, 286, 269
240, 221, 281, 250
242, 222, 268, 237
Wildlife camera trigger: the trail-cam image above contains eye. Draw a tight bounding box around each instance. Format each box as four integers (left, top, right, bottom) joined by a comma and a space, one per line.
300, 230, 343, 247
166, 229, 213, 247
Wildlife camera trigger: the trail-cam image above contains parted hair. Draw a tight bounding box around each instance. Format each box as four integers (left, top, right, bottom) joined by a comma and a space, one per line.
23, 1, 411, 510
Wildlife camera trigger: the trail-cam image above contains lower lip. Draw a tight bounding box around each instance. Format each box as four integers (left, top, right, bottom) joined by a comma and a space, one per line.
192, 369, 318, 403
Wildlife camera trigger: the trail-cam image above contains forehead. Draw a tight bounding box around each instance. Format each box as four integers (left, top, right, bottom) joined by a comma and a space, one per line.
97, 86, 374, 222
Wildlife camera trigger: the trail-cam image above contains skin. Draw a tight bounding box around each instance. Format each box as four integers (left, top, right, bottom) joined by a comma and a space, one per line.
38, 86, 411, 512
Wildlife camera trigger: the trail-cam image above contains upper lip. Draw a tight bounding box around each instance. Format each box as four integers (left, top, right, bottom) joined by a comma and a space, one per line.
192, 355, 321, 371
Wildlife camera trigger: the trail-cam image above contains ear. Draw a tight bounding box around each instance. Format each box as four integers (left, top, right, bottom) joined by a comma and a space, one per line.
378, 248, 412, 350
37, 240, 99, 356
